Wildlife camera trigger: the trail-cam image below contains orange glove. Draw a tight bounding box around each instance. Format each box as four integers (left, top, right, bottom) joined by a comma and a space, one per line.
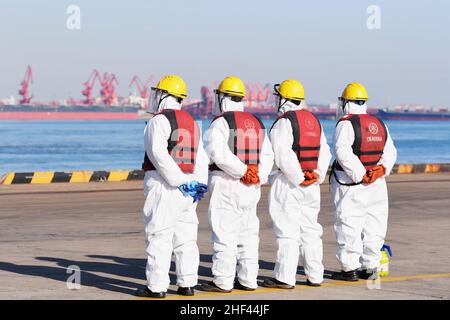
301, 171, 319, 186
241, 164, 260, 185
362, 165, 386, 184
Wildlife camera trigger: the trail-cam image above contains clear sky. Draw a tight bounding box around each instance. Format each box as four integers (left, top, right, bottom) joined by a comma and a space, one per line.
0, 0, 449, 106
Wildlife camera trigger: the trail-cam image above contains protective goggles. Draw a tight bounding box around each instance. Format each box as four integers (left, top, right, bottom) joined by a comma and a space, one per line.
213, 89, 243, 102
338, 97, 366, 106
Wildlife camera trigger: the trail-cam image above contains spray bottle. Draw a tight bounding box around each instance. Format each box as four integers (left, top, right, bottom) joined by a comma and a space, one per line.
379, 244, 393, 277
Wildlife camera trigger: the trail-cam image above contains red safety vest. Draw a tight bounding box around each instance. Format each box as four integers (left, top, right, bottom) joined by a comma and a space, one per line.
142, 109, 199, 173
209, 111, 265, 170
336, 114, 387, 171
271, 109, 322, 171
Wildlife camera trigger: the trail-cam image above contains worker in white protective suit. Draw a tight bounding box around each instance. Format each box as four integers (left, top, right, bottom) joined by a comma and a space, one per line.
262, 79, 332, 289
136, 75, 209, 298
331, 83, 397, 281
200, 76, 274, 293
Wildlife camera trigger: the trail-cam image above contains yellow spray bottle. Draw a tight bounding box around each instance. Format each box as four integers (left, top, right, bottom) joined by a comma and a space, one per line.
379, 244, 393, 277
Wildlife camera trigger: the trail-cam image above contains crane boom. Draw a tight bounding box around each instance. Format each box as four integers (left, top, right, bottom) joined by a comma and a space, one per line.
19, 65, 33, 104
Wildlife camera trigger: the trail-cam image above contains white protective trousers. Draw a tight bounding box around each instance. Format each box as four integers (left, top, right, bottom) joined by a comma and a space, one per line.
269, 173, 324, 285
208, 171, 261, 290
143, 171, 200, 292
331, 177, 389, 271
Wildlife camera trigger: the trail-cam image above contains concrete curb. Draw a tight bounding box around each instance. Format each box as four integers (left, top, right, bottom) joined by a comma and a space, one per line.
0, 170, 144, 185
1, 164, 449, 185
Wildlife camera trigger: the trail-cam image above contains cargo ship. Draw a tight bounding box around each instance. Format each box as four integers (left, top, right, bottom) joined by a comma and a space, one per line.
0, 104, 142, 120
3, 103, 450, 121
377, 109, 450, 121
5, 66, 448, 121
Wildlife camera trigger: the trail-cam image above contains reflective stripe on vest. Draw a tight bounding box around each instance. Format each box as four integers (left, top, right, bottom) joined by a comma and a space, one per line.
210, 111, 265, 170
336, 114, 387, 171
271, 109, 322, 171
142, 109, 199, 173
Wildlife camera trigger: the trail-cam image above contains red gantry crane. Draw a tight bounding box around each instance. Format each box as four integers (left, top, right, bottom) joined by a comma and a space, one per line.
245, 83, 258, 109
101, 73, 119, 105
128, 75, 154, 109
99, 72, 110, 103
81, 69, 100, 105
200, 80, 218, 116
19, 65, 33, 104
128, 75, 153, 100
255, 83, 272, 109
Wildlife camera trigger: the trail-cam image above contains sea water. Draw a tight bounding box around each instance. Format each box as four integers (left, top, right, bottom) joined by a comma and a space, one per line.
1, 120, 449, 174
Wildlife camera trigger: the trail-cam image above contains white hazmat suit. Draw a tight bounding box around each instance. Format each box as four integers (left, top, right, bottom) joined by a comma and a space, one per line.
269, 100, 332, 285
332, 102, 397, 272
143, 96, 209, 293
204, 97, 274, 290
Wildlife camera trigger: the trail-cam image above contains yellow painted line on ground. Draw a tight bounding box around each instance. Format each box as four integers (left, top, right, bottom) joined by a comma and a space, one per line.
30, 172, 54, 184
132, 272, 450, 300
108, 171, 130, 182
1, 173, 15, 185
69, 171, 93, 183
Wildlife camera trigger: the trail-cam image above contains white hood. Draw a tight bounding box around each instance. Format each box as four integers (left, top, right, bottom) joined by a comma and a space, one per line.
340, 100, 367, 116
213, 95, 244, 114
148, 89, 182, 113
158, 95, 181, 111
278, 99, 304, 114
222, 97, 244, 112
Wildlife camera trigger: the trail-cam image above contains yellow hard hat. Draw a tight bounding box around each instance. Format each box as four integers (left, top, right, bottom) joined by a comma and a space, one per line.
341, 83, 368, 101
155, 75, 187, 99
274, 79, 305, 101
216, 76, 246, 97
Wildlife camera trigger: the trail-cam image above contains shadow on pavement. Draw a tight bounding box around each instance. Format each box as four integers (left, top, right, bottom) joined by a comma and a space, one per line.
0, 260, 138, 296
0, 254, 335, 296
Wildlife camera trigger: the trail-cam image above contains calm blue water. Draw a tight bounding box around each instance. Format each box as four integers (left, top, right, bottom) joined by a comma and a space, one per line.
1, 120, 450, 174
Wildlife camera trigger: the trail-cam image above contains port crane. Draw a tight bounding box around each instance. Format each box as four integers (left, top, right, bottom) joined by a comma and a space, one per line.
19, 65, 33, 104
99, 72, 110, 103
128, 75, 154, 109
255, 83, 272, 109
81, 69, 100, 105
101, 73, 119, 105
128, 75, 153, 100
245, 83, 258, 108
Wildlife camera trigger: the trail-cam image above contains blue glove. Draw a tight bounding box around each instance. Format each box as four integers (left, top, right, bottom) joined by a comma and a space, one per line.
192, 183, 208, 202
178, 181, 208, 202
178, 181, 198, 198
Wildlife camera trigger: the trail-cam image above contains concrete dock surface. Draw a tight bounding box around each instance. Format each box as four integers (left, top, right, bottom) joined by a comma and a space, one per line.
0, 173, 449, 300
